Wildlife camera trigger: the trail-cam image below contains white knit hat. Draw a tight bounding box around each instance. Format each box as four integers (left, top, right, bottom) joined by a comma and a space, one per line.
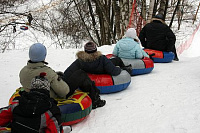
125, 28, 137, 39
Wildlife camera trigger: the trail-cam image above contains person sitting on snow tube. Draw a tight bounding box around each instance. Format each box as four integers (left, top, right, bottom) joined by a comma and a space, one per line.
138, 13, 179, 61
63, 41, 132, 81
113, 28, 149, 60
0, 73, 70, 133
19, 43, 105, 109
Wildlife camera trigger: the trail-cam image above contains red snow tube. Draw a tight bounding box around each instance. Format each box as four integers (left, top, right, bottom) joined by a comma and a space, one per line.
87, 70, 131, 94
144, 49, 175, 63
9, 88, 92, 126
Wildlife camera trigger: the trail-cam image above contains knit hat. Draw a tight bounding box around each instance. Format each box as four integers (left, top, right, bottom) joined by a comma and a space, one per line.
29, 43, 47, 62
154, 13, 164, 21
84, 42, 97, 53
125, 28, 137, 39
30, 72, 50, 91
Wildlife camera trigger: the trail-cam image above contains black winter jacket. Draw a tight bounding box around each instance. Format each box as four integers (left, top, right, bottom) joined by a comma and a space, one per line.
139, 18, 176, 52
64, 51, 121, 78
11, 89, 63, 133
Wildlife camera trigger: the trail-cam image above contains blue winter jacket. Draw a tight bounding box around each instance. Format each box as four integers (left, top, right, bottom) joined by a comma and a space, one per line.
113, 37, 149, 59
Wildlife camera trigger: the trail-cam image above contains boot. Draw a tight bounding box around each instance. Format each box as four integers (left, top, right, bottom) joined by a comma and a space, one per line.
89, 82, 106, 109
173, 56, 179, 61
92, 95, 106, 109
122, 64, 132, 75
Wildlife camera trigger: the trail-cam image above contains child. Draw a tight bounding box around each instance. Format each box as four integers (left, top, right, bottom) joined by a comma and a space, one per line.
0, 72, 71, 133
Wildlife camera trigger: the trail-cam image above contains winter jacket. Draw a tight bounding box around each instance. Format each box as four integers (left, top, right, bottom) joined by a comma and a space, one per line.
139, 18, 176, 52
64, 51, 121, 78
0, 89, 63, 133
113, 37, 148, 59
19, 61, 70, 99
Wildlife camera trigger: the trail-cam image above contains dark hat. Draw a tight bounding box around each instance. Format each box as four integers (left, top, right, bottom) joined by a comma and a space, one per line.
154, 13, 164, 21
84, 42, 97, 53
30, 72, 50, 91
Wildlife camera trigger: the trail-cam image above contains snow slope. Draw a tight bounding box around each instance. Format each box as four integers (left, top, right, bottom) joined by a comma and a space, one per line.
0, 24, 200, 133
1, 0, 200, 132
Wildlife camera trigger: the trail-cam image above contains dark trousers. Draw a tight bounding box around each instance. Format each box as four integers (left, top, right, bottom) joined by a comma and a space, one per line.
63, 69, 99, 100
110, 56, 126, 67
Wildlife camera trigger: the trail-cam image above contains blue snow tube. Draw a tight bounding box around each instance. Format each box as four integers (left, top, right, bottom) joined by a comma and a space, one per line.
144, 49, 175, 63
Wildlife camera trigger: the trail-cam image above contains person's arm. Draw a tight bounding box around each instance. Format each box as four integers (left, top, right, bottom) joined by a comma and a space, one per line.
139, 27, 147, 48
112, 44, 119, 56
44, 106, 64, 133
103, 56, 121, 76
48, 69, 70, 98
135, 45, 144, 59
0, 106, 13, 127
166, 28, 176, 52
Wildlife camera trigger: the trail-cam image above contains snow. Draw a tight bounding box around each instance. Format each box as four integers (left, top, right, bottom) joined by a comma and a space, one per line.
1, 0, 200, 133
0, 27, 200, 133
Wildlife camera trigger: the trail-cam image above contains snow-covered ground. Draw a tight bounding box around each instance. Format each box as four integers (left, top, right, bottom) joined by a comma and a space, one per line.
1, 0, 200, 133
0, 26, 200, 133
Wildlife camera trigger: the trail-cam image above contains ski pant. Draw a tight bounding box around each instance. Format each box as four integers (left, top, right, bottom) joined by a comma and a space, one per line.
110, 56, 126, 68
62, 69, 99, 101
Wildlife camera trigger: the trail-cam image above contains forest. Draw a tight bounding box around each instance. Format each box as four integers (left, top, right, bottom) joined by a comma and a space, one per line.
0, 0, 199, 51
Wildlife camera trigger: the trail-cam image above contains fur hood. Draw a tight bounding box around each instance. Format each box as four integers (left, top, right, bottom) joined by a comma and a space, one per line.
76, 51, 103, 62
151, 18, 166, 25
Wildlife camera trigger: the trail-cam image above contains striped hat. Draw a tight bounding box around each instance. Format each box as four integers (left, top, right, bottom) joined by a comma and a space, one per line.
84, 42, 97, 53
30, 72, 50, 91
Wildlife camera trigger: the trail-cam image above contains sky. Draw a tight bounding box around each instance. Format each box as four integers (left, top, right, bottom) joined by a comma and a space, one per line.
0, 0, 200, 133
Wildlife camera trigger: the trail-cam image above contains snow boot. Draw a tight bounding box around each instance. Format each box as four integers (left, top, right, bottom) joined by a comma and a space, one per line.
173, 56, 179, 61
89, 81, 106, 109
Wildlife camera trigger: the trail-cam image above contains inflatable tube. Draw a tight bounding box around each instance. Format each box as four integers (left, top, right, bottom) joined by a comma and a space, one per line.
9, 88, 92, 126
106, 54, 154, 76
88, 70, 131, 94
57, 91, 92, 126
20, 25, 28, 30
144, 49, 175, 63
0, 127, 11, 133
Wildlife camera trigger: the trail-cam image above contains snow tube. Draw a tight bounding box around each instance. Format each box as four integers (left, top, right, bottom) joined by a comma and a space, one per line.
57, 90, 92, 126
9, 88, 92, 126
20, 25, 28, 30
0, 127, 11, 133
144, 49, 175, 63
88, 70, 131, 94
106, 54, 154, 76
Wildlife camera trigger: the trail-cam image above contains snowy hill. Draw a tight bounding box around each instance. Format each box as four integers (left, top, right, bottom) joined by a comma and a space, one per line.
0, 27, 200, 133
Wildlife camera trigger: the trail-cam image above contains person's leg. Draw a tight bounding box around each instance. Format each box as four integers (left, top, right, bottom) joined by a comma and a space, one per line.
110, 56, 126, 67
63, 69, 106, 109
171, 45, 179, 61
110, 56, 132, 75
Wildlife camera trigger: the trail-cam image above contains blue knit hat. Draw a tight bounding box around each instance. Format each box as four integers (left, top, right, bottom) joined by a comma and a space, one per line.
29, 43, 47, 62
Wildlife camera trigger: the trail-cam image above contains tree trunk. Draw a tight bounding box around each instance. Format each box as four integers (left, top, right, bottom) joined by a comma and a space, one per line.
147, 0, 155, 23
112, 0, 121, 39
120, 0, 129, 38
169, 0, 181, 28
158, 0, 166, 15
141, 0, 147, 20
